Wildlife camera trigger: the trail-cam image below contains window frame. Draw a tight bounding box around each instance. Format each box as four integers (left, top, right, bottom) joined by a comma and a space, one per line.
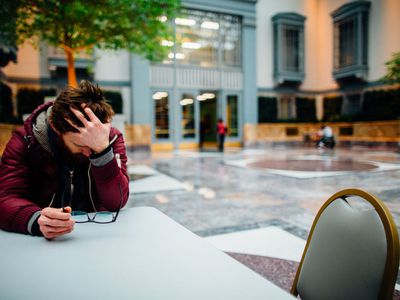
331, 1, 370, 80
272, 12, 306, 85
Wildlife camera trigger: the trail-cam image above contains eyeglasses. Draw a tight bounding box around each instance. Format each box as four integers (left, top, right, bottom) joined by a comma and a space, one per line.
71, 210, 119, 224
70, 183, 123, 224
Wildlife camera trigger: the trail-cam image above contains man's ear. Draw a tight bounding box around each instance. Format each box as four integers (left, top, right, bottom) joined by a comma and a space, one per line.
48, 117, 61, 135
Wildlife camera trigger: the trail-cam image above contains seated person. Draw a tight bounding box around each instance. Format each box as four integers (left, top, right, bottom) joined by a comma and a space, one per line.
0, 80, 129, 239
317, 125, 335, 149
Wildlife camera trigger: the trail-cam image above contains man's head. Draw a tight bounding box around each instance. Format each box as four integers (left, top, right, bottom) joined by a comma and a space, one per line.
50, 81, 114, 158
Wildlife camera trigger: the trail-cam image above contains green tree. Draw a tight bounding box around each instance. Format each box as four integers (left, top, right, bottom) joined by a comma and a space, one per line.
2, 0, 180, 87
383, 52, 400, 84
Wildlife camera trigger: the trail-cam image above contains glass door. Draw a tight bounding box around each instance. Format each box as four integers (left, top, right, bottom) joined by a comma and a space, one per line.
180, 92, 196, 140
198, 91, 218, 145
226, 94, 239, 137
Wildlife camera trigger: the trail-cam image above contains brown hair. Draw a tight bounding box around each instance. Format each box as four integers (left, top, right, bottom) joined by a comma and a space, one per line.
51, 80, 115, 133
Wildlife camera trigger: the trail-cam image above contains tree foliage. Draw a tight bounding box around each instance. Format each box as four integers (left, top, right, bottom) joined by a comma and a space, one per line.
384, 52, 400, 83
0, 1, 19, 48
1, 0, 181, 86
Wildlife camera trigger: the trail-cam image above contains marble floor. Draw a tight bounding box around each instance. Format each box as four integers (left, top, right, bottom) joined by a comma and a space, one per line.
126, 146, 400, 296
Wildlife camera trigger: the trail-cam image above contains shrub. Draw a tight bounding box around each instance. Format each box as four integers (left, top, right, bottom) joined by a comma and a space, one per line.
296, 97, 317, 122
361, 89, 400, 121
0, 82, 18, 123
323, 96, 343, 121
104, 91, 123, 114
258, 96, 277, 122
17, 88, 56, 116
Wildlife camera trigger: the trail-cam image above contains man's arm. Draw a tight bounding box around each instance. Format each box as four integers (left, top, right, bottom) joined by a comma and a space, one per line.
89, 129, 129, 211
0, 130, 42, 234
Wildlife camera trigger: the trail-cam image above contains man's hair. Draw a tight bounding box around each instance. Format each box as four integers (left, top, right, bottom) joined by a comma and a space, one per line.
51, 80, 115, 134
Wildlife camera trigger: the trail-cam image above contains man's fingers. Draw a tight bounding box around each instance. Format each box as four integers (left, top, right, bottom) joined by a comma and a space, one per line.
65, 118, 81, 131
70, 107, 89, 126
63, 206, 72, 213
44, 227, 74, 239
41, 207, 71, 220
82, 106, 100, 123
41, 223, 74, 233
38, 216, 75, 228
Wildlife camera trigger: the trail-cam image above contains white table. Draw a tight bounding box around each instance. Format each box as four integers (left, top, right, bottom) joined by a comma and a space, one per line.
0, 207, 295, 300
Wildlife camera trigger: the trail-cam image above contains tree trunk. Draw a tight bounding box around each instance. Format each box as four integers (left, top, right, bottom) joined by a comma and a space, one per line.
64, 48, 78, 87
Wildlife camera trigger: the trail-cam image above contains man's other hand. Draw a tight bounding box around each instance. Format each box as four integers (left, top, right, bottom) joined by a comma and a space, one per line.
38, 206, 75, 239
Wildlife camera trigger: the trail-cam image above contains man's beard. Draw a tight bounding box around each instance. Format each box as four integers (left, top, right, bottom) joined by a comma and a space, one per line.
57, 138, 89, 166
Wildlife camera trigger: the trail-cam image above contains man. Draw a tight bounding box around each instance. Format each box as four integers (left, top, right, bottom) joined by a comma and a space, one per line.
0, 81, 129, 239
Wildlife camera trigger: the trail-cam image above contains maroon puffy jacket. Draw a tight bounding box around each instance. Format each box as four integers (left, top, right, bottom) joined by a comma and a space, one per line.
0, 102, 130, 234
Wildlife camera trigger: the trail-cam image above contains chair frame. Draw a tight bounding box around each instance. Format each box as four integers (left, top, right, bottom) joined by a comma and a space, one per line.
291, 188, 399, 300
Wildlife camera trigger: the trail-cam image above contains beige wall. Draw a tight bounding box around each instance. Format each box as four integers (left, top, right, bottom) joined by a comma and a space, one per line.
256, 0, 306, 88
301, 0, 321, 90
4, 43, 42, 79
368, 0, 400, 81
0, 124, 20, 156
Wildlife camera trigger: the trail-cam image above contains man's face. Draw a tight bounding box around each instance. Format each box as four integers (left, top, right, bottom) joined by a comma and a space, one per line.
61, 132, 92, 158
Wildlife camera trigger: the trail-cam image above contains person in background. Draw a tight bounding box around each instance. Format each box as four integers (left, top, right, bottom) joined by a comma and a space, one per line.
318, 125, 335, 149
0, 80, 129, 239
216, 118, 228, 152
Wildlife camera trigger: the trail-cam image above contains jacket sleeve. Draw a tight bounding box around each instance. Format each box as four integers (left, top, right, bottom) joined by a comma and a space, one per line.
89, 130, 130, 211
0, 130, 42, 234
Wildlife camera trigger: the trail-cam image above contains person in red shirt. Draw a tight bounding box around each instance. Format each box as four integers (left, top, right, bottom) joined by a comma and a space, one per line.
216, 118, 228, 152
0, 81, 129, 239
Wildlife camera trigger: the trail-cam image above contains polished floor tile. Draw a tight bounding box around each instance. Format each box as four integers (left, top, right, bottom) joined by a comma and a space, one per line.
205, 226, 306, 262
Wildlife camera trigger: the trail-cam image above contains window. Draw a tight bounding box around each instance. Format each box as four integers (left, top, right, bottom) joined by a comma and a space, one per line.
175, 10, 219, 67
278, 96, 296, 120
226, 95, 238, 137
331, 1, 370, 80
221, 15, 241, 67
153, 92, 170, 139
272, 13, 306, 84
164, 9, 242, 68
180, 93, 195, 138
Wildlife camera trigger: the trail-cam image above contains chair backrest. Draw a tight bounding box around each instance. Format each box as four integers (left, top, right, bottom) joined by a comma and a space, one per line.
291, 188, 399, 300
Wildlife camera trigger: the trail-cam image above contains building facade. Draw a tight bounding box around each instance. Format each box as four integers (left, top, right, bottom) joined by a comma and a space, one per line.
257, 0, 400, 122
2, 0, 400, 150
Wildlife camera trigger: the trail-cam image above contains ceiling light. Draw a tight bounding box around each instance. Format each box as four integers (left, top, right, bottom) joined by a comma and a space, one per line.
180, 98, 194, 106
182, 42, 201, 49
201, 21, 219, 30
161, 40, 174, 47
175, 18, 196, 26
158, 16, 168, 23
203, 93, 215, 99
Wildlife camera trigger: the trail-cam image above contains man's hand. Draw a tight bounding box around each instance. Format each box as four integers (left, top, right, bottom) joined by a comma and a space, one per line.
38, 206, 75, 239
68, 105, 111, 153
